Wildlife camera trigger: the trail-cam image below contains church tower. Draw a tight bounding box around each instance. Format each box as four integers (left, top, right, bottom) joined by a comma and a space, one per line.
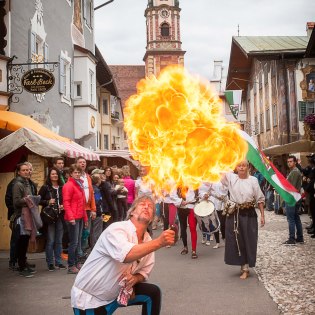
144, 0, 185, 77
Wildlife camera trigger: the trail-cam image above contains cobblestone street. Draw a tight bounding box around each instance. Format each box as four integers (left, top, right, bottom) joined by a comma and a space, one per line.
255, 211, 315, 315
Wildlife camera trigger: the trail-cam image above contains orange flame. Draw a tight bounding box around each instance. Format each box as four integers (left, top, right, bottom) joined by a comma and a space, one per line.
124, 66, 248, 193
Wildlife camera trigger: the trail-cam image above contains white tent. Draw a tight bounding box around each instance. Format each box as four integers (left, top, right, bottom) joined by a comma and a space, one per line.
0, 128, 99, 161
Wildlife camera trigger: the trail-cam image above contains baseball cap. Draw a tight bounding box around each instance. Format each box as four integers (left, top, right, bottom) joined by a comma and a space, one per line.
91, 168, 105, 175
306, 153, 315, 158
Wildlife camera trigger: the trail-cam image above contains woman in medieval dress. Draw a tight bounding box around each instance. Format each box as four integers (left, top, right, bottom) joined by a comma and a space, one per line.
221, 160, 265, 279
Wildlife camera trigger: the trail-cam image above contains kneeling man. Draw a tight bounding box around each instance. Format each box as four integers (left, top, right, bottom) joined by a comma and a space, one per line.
71, 195, 175, 315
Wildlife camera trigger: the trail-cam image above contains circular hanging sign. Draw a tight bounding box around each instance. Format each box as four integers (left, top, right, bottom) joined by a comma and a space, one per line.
22, 68, 55, 94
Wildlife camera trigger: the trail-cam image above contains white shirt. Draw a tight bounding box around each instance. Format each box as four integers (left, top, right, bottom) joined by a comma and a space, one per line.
71, 220, 154, 310
81, 173, 89, 203
135, 177, 154, 198
221, 172, 265, 205
199, 182, 228, 211
172, 188, 196, 209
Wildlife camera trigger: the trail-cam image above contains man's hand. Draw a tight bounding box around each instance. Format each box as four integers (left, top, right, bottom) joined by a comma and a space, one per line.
158, 230, 175, 247
69, 219, 75, 225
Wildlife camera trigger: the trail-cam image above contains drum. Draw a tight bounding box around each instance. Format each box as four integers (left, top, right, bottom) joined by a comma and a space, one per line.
194, 200, 220, 235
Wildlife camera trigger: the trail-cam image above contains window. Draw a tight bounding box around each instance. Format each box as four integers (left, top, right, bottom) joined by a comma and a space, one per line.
264, 63, 268, 85
29, 30, 48, 69
83, 0, 93, 29
259, 72, 263, 90
266, 108, 270, 130
59, 52, 71, 103
260, 113, 264, 133
272, 104, 278, 126
161, 23, 170, 37
89, 69, 94, 104
104, 134, 109, 150
298, 101, 315, 121
74, 82, 82, 99
103, 99, 108, 115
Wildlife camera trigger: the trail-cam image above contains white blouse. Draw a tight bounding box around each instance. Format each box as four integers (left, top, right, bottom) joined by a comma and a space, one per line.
221, 172, 265, 205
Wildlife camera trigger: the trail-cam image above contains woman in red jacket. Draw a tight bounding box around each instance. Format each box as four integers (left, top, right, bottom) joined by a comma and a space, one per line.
62, 164, 88, 274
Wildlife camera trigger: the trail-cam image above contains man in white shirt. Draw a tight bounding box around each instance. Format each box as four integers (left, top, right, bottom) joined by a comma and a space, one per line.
71, 195, 175, 315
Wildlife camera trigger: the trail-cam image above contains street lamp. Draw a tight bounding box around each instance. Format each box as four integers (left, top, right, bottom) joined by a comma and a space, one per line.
94, 0, 114, 11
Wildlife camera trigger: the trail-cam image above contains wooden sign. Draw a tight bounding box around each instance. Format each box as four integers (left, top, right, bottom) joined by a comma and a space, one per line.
22, 68, 55, 94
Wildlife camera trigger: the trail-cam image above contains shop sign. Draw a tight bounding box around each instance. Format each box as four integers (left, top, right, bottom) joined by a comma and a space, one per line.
22, 68, 55, 94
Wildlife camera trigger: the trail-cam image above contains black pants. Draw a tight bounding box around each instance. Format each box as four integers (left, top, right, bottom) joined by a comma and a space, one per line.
15, 224, 30, 271
214, 211, 226, 242
117, 198, 128, 221
161, 202, 170, 230
73, 282, 161, 315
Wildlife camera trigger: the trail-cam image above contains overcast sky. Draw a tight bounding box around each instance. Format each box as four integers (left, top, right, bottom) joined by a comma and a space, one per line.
94, 0, 315, 80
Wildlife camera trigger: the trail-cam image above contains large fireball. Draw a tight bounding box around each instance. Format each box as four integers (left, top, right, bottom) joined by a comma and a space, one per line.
124, 66, 247, 192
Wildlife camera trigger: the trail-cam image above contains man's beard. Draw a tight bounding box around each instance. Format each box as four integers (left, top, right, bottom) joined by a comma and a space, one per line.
137, 216, 151, 225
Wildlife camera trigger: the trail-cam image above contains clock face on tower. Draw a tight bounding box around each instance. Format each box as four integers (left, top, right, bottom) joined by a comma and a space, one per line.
160, 9, 169, 18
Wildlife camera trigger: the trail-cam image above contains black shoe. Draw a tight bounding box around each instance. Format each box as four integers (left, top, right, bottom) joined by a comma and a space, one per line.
9, 263, 18, 271
311, 234, 315, 238
282, 239, 296, 246
26, 262, 36, 269
19, 268, 34, 278
295, 239, 305, 244
55, 264, 66, 270
48, 264, 55, 272
26, 267, 37, 274
307, 229, 314, 234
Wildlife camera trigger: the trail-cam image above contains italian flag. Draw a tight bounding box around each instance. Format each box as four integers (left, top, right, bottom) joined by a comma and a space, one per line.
240, 130, 301, 206
224, 90, 242, 120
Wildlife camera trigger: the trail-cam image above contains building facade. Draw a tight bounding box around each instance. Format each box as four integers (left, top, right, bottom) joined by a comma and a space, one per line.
226, 26, 315, 161
143, 0, 185, 77
1, 0, 99, 149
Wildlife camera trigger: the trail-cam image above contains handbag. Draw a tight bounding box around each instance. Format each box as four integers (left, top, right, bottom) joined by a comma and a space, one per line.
40, 188, 59, 225
41, 205, 59, 225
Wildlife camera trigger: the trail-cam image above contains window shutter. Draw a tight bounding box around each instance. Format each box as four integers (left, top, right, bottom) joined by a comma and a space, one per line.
43, 42, 49, 69
298, 101, 306, 121
70, 64, 74, 99
28, 30, 36, 68
59, 56, 65, 94
83, 0, 87, 20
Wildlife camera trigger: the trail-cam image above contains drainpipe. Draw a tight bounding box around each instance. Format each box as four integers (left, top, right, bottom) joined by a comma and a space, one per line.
282, 54, 290, 144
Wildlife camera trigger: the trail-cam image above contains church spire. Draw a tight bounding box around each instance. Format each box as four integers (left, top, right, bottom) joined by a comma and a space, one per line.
144, 0, 185, 77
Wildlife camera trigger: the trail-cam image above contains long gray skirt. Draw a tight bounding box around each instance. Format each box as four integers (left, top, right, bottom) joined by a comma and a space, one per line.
224, 210, 258, 268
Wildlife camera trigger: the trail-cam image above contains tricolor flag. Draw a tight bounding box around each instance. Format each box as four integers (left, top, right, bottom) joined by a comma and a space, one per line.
240, 130, 301, 206
224, 90, 242, 120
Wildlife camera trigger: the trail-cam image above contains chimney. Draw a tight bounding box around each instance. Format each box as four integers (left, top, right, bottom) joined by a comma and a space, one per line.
306, 22, 315, 37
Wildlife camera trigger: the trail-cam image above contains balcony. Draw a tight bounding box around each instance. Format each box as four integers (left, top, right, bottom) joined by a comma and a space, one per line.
111, 111, 120, 120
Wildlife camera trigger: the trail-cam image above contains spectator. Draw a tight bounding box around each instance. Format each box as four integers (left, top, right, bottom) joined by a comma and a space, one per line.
62, 164, 88, 274
38, 168, 66, 271
12, 163, 37, 277
52, 157, 66, 184
283, 156, 303, 245
75, 156, 96, 257
122, 165, 135, 209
